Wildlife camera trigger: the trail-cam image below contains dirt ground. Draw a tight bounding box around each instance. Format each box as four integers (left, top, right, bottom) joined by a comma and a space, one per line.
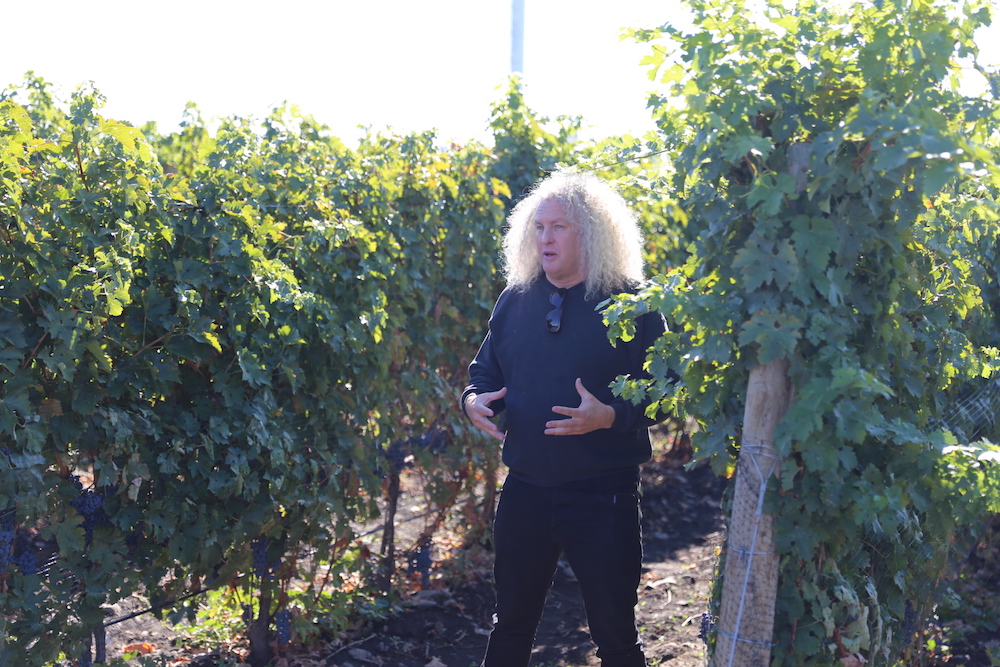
348, 456, 726, 667
105, 442, 727, 667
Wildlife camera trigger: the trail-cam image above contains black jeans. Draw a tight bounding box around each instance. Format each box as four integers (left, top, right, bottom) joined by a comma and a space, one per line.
482, 473, 646, 667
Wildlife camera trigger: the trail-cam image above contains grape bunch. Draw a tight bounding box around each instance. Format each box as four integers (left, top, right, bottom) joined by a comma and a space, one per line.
274, 609, 292, 644
251, 538, 269, 577
383, 439, 410, 473
205, 559, 226, 587
304, 468, 331, 488
0, 508, 15, 575
70, 489, 109, 546
415, 430, 449, 454
409, 540, 432, 588
698, 612, 714, 645
898, 598, 917, 655
11, 532, 37, 575
251, 537, 279, 579
242, 604, 253, 626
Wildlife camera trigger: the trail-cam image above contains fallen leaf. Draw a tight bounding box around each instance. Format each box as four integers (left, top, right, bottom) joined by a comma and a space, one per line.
425, 658, 448, 667
841, 654, 867, 667
123, 643, 155, 655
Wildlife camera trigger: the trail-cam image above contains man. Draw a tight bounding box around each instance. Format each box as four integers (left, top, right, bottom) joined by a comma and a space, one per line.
462, 170, 668, 667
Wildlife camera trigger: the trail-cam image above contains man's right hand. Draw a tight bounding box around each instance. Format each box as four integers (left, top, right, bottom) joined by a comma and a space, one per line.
464, 387, 508, 440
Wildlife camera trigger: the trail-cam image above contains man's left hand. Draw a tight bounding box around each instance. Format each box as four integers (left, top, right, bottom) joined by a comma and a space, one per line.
545, 378, 616, 435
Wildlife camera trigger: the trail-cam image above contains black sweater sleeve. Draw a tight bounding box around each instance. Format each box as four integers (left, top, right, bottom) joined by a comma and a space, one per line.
461, 328, 507, 418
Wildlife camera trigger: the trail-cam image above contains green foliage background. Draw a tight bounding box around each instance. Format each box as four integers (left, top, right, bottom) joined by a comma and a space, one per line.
0, 71, 686, 664
0, 76, 497, 664
605, 0, 1000, 664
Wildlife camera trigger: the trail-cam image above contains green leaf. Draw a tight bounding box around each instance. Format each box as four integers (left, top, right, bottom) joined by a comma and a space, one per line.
52, 519, 87, 557
921, 160, 957, 196
0, 392, 30, 435
202, 331, 223, 353
738, 309, 802, 363
101, 119, 153, 162
237, 349, 270, 387
732, 238, 799, 291
721, 134, 774, 163
871, 143, 914, 171
0, 311, 27, 347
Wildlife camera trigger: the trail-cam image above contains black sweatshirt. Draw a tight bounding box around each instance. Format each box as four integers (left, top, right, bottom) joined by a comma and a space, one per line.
463, 277, 667, 486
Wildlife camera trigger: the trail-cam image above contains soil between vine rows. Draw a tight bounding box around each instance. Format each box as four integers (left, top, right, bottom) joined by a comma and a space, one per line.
106, 440, 727, 667
356, 455, 727, 667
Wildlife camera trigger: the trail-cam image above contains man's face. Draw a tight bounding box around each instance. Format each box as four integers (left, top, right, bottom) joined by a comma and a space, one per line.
535, 198, 585, 288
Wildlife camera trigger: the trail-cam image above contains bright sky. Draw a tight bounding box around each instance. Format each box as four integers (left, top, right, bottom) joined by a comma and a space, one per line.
3, 0, 685, 146
3, 1, 998, 147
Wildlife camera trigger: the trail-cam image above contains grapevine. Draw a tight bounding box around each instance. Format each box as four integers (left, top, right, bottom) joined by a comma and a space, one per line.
0, 73, 670, 666
612, 0, 1000, 663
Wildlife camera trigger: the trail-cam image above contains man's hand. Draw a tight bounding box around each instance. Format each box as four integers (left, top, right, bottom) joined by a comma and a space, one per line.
545, 378, 616, 436
464, 387, 508, 440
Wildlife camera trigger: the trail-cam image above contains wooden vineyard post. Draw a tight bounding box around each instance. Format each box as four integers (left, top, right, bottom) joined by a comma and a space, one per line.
715, 358, 793, 667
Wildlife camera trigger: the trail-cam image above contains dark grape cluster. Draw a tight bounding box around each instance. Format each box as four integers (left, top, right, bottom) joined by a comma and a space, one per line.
414, 430, 449, 454
251, 537, 279, 579
698, 612, 714, 645
205, 559, 226, 587
124, 529, 140, 552
383, 439, 410, 473
381, 431, 451, 475
70, 489, 109, 546
11, 532, 37, 575
898, 598, 917, 655
275, 608, 292, 644
242, 604, 253, 626
0, 509, 42, 576
0, 508, 14, 575
304, 468, 331, 488
251, 538, 269, 577
409, 539, 432, 588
